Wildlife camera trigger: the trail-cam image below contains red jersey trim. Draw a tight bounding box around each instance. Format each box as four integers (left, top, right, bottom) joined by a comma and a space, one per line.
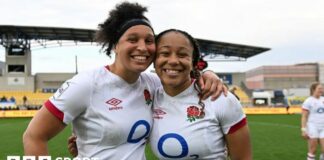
302, 108, 309, 112
228, 117, 247, 134
44, 100, 64, 121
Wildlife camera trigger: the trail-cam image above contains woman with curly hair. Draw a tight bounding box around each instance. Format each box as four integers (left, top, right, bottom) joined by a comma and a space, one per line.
23, 2, 224, 159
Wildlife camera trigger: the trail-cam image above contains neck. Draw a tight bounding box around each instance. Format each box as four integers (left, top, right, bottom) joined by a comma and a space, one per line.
313, 94, 321, 99
163, 79, 192, 97
109, 63, 140, 84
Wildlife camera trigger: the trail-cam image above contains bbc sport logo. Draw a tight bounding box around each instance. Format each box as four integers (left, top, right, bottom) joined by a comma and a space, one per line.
7, 156, 99, 160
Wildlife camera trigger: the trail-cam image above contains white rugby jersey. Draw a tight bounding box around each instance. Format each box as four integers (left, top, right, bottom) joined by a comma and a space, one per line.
44, 66, 160, 160
302, 96, 324, 127
150, 83, 247, 160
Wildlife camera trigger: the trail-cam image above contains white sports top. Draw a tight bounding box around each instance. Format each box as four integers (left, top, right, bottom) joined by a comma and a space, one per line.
149, 83, 246, 160
302, 96, 324, 127
45, 66, 159, 160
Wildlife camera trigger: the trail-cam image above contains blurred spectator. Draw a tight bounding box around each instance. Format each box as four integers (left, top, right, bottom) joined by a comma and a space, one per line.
9, 96, 16, 103
23, 95, 27, 106
283, 97, 290, 114
0, 96, 8, 102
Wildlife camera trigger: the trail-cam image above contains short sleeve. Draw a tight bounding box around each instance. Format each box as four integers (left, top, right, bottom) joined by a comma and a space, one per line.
216, 93, 246, 135
302, 98, 311, 111
44, 72, 91, 124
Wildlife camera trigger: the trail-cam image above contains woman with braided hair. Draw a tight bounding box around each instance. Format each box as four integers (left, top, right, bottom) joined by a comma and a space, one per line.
23, 2, 225, 160
149, 29, 252, 159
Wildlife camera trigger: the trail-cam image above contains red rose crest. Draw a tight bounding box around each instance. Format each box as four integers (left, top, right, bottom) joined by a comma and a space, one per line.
187, 105, 205, 122
144, 89, 152, 105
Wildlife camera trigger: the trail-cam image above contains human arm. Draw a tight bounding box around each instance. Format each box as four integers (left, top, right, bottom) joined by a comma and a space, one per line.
301, 98, 310, 139
199, 70, 228, 100
301, 109, 309, 139
23, 106, 66, 155
24, 72, 90, 155
225, 125, 252, 160
217, 93, 251, 159
145, 70, 227, 101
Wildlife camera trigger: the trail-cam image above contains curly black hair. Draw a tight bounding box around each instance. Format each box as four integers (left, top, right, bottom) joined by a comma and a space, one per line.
155, 29, 206, 118
96, 2, 151, 56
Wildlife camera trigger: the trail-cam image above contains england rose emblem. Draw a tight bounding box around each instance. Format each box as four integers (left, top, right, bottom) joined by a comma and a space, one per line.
187, 106, 204, 122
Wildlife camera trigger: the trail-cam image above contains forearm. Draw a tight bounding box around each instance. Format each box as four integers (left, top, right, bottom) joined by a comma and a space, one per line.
226, 126, 252, 160
229, 144, 252, 160
23, 107, 66, 156
23, 132, 48, 156
301, 111, 308, 128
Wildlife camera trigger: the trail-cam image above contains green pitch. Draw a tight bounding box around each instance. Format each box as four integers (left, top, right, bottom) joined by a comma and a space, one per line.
0, 115, 317, 160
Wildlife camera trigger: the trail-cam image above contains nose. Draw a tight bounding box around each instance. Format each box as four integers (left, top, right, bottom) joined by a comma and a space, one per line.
167, 53, 180, 65
137, 39, 148, 53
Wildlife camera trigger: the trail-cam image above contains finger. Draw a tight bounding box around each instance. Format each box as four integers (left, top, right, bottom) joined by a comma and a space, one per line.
222, 85, 228, 97
68, 144, 78, 157
211, 79, 224, 101
209, 82, 219, 101
201, 80, 212, 100
68, 135, 77, 143
70, 148, 78, 157
198, 76, 205, 90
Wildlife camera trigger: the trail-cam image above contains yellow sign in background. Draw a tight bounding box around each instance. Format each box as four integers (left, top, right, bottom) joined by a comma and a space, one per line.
0, 110, 38, 118
243, 107, 301, 114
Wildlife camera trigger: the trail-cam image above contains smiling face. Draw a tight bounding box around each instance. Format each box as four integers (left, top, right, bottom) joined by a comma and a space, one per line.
313, 84, 323, 97
114, 25, 155, 74
154, 31, 194, 96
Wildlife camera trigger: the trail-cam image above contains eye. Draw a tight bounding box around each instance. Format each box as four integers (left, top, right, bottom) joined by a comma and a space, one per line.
178, 52, 189, 58
127, 37, 138, 43
145, 38, 155, 45
158, 51, 170, 57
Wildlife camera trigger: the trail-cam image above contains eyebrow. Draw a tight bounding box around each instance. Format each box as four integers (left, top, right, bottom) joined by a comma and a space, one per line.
158, 45, 191, 51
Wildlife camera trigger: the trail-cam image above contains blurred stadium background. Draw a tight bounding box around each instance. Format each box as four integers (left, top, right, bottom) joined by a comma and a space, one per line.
0, 25, 323, 159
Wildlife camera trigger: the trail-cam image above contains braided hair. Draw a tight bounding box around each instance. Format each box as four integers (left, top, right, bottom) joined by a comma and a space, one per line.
155, 29, 208, 117
95, 2, 153, 56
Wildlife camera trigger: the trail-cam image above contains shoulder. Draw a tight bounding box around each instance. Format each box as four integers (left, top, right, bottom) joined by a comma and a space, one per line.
303, 97, 314, 104
210, 92, 240, 107
141, 72, 160, 82
140, 72, 161, 91
65, 66, 106, 92
208, 93, 244, 117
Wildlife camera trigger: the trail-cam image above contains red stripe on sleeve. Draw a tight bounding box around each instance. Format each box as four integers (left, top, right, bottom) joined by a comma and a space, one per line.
302, 108, 309, 112
44, 100, 64, 121
228, 117, 247, 134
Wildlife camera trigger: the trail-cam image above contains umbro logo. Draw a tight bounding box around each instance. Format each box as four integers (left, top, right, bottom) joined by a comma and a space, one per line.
106, 98, 123, 111
153, 108, 166, 119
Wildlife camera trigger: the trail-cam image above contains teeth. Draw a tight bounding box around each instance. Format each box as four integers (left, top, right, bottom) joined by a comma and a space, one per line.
133, 56, 147, 61
165, 69, 180, 75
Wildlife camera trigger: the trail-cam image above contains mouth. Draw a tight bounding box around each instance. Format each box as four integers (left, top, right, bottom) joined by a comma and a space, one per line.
131, 55, 150, 63
163, 69, 182, 76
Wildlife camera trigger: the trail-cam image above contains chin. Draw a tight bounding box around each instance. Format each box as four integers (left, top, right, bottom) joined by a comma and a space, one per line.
132, 64, 150, 72
162, 79, 181, 87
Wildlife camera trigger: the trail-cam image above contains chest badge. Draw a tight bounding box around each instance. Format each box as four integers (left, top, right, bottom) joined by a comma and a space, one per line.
144, 89, 152, 105
187, 105, 205, 122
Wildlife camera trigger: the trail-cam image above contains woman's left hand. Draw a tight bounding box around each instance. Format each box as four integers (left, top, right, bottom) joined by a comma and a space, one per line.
199, 70, 227, 101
